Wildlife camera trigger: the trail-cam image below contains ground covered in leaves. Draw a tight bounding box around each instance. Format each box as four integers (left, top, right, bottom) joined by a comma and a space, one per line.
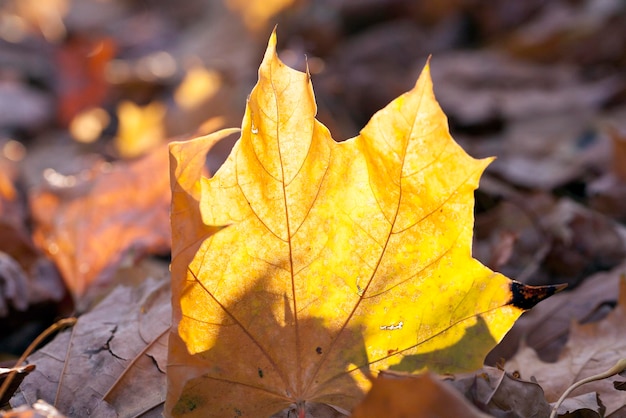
1, 0, 626, 417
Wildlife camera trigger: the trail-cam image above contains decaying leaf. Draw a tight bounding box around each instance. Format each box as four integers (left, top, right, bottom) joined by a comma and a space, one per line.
506, 276, 626, 416
167, 31, 560, 417
555, 393, 605, 418
10, 266, 170, 418
29, 145, 171, 309
446, 365, 552, 417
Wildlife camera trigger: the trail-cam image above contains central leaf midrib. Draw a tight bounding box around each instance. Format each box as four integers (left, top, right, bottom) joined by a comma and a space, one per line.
303, 81, 428, 398
269, 67, 302, 397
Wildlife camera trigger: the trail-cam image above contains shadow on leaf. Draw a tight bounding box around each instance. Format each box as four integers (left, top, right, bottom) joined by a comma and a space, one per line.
389, 316, 496, 374
171, 270, 369, 417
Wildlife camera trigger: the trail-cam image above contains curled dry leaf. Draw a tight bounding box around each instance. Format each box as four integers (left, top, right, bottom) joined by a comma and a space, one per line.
10, 271, 170, 418
446, 365, 552, 417
506, 276, 626, 416
167, 30, 560, 417
445, 365, 605, 417
29, 145, 171, 309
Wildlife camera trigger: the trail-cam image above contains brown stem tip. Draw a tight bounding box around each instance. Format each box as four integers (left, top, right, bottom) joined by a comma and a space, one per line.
508, 281, 567, 310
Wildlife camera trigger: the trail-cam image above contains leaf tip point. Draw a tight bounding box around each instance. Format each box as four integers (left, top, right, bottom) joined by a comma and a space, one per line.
262, 26, 279, 66
269, 26, 278, 50
508, 281, 567, 311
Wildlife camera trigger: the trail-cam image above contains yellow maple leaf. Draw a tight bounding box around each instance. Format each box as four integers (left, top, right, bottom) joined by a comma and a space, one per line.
166, 31, 561, 417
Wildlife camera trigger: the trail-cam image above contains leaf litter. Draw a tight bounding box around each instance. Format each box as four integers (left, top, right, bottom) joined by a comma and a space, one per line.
2, 1, 626, 416
9, 261, 170, 418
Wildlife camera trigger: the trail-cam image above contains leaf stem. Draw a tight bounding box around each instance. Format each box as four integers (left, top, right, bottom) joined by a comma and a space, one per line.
549, 358, 626, 418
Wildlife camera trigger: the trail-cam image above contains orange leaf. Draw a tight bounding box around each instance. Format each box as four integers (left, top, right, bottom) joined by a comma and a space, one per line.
167, 30, 560, 417
30, 146, 171, 308
351, 372, 488, 418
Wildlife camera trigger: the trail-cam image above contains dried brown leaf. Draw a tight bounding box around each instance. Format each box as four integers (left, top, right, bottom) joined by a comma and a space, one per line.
10, 268, 170, 418
446, 365, 552, 417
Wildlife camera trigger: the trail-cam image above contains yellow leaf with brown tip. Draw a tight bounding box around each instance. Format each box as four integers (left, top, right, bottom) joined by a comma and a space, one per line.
166, 30, 560, 417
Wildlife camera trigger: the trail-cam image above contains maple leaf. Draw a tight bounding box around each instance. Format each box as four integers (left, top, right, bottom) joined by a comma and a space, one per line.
167, 31, 560, 417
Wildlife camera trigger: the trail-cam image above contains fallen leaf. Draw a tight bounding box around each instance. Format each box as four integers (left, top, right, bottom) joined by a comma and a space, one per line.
539, 199, 626, 287
29, 145, 170, 309
502, 0, 626, 65
506, 276, 626, 415
555, 392, 605, 418
431, 51, 619, 126
487, 113, 605, 190
351, 371, 489, 418
167, 31, 560, 417
10, 269, 170, 418
475, 194, 626, 289
446, 365, 552, 417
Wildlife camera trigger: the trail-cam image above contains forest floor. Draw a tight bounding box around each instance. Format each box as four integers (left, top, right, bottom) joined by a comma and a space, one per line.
1, 0, 626, 416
